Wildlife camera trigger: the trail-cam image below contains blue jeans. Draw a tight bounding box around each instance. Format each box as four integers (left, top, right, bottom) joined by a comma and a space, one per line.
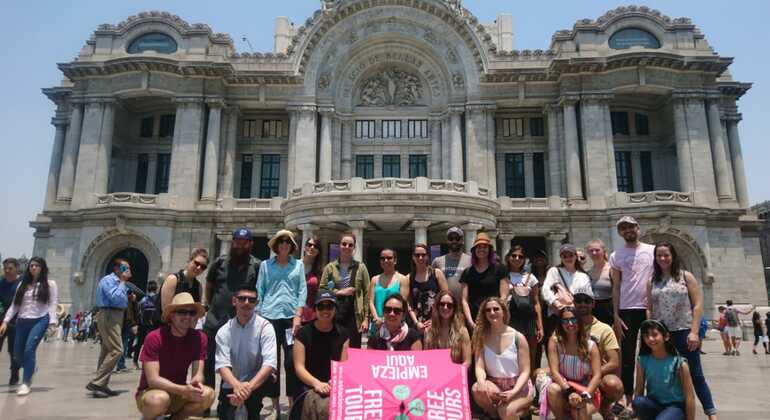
633, 396, 684, 420
13, 315, 49, 385
116, 327, 135, 370
670, 329, 716, 415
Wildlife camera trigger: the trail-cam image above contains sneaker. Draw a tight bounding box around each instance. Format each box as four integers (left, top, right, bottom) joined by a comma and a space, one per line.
16, 384, 30, 396
735, 350, 741, 356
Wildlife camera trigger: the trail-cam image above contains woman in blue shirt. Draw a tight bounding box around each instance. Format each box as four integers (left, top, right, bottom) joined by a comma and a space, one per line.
257, 230, 307, 413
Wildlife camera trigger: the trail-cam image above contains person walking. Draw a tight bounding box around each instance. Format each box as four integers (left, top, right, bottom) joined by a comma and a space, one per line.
300, 234, 323, 324
134, 280, 158, 369
203, 227, 261, 407
647, 241, 717, 420
499, 245, 543, 381
723, 299, 754, 356
368, 248, 408, 336
460, 232, 506, 332
586, 240, 614, 326
751, 312, 768, 355
407, 243, 448, 334
319, 231, 370, 349
116, 292, 140, 372
609, 216, 655, 407
432, 226, 472, 300
0, 257, 21, 385
215, 285, 277, 420
423, 290, 472, 365
0, 257, 58, 396
257, 229, 306, 413
61, 313, 71, 342
86, 259, 131, 397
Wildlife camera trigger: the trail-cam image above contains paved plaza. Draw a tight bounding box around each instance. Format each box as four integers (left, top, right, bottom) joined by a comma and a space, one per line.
1, 334, 768, 420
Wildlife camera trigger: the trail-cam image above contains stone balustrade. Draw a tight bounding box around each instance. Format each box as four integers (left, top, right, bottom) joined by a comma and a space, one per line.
497, 196, 567, 210
613, 190, 696, 207
290, 177, 491, 198
232, 197, 284, 210
95, 193, 158, 207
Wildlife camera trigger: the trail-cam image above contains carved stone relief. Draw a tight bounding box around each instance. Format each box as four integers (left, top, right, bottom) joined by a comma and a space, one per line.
358, 67, 424, 106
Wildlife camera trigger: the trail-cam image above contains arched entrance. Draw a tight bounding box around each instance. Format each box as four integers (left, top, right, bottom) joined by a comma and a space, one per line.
103, 247, 150, 292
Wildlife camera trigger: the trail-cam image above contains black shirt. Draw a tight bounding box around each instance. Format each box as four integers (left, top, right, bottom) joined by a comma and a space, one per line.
368, 327, 422, 351
295, 322, 348, 383
459, 263, 506, 322
203, 255, 261, 333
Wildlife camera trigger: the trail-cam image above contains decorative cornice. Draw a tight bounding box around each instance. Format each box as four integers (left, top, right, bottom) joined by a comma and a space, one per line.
95, 10, 233, 46
548, 53, 732, 77
718, 82, 752, 99
552, 5, 696, 42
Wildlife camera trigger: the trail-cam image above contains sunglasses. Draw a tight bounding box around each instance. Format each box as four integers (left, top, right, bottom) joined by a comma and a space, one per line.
305, 242, 318, 249
277, 239, 292, 245
438, 302, 455, 309
380, 256, 394, 261
316, 302, 335, 311
193, 261, 208, 270
236, 296, 257, 304
561, 317, 578, 325
384, 306, 404, 315
447, 236, 462, 242
574, 296, 593, 304
510, 254, 525, 260
484, 306, 502, 314
175, 309, 198, 317
340, 242, 355, 248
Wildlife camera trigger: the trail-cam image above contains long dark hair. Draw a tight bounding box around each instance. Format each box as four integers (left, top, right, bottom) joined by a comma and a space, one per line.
13, 256, 51, 306
555, 306, 590, 361
303, 234, 323, 277
504, 245, 527, 274
653, 241, 682, 283
409, 243, 431, 276
639, 319, 679, 358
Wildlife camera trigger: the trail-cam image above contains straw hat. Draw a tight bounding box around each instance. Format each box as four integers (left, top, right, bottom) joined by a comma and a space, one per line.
471, 232, 493, 250
268, 229, 298, 252
162, 292, 206, 322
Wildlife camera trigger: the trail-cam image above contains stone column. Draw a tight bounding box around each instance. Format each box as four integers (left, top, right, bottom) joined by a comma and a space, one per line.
672, 98, 695, 192
579, 93, 616, 206
168, 97, 206, 208
332, 117, 342, 180
319, 106, 334, 182
292, 105, 318, 188
146, 154, 158, 194
341, 118, 353, 179
218, 235, 232, 257
298, 223, 319, 250
706, 97, 735, 199
430, 118, 442, 179
499, 234, 514, 258
679, 94, 717, 199
545, 105, 563, 197
72, 98, 115, 208
57, 101, 83, 202
496, 153, 506, 197
465, 103, 497, 196
524, 153, 535, 198
562, 98, 583, 200
449, 106, 464, 182
201, 98, 224, 201
441, 116, 451, 179
349, 221, 367, 262
220, 106, 239, 199
462, 223, 482, 254
726, 116, 750, 208
287, 109, 298, 193
44, 117, 68, 208
413, 220, 431, 245
631, 151, 643, 193
547, 232, 567, 267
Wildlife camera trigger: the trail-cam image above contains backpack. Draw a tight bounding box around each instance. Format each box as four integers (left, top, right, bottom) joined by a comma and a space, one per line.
725, 307, 739, 327
139, 294, 157, 327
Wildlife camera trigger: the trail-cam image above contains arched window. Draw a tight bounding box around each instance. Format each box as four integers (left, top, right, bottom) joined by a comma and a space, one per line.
127, 32, 178, 54
609, 28, 661, 50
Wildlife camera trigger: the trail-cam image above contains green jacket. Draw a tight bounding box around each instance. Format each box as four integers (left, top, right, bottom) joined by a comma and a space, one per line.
319, 259, 370, 329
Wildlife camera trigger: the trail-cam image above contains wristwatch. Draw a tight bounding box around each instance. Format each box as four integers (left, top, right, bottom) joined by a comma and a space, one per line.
581, 391, 592, 400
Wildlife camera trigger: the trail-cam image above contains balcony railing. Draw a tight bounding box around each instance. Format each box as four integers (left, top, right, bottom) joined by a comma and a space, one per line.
96, 193, 158, 207
625, 190, 694, 205
290, 178, 491, 199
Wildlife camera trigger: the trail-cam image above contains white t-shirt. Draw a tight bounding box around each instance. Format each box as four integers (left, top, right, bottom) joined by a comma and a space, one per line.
609, 243, 655, 310
541, 267, 591, 316
507, 272, 539, 288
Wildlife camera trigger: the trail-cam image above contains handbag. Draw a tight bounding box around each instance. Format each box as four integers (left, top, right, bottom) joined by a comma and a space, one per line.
550, 268, 574, 312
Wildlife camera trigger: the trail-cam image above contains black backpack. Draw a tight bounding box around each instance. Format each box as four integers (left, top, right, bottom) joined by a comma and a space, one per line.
139, 294, 157, 327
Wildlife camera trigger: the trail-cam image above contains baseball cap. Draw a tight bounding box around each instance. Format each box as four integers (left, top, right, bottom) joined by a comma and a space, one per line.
232, 228, 253, 240
616, 216, 638, 227
559, 244, 577, 255
315, 290, 337, 306
447, 226, 464, 238
572, 284, 594, 300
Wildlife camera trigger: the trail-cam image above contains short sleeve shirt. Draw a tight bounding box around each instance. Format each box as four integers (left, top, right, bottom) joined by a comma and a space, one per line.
295, 323, 348, 383
138, 326, 207, 392
587, 316, 619, 363
204, 255, 261, 332
459, 264, 506, 321
609, 243, 655, 310
433, 253, 471, 299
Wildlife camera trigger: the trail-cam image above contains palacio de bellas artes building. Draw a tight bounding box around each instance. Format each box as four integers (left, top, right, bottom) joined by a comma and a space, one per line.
33, 0, 766, 317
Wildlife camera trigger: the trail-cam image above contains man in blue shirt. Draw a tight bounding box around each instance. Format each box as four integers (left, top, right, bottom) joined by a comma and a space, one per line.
86, 258, 132, 397
0, 257, 21, 385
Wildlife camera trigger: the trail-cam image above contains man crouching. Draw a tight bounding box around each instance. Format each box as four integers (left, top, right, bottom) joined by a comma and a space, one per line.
135, 292, 214, 419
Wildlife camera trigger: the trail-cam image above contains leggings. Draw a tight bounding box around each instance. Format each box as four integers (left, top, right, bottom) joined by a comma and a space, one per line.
619, 309, 647, 396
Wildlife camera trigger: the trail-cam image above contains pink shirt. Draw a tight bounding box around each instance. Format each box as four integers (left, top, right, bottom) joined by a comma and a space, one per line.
609, 243, 655, 310
3, 280, 58, 324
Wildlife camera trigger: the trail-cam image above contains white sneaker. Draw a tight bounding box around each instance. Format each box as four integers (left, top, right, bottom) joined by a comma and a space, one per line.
16, 384, 30, 396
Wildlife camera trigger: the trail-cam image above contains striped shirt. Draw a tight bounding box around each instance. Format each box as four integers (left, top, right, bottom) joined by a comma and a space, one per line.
558, 340, 595, 384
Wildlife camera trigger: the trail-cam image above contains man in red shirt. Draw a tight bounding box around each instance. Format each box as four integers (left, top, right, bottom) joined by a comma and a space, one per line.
136, 293, 214, 419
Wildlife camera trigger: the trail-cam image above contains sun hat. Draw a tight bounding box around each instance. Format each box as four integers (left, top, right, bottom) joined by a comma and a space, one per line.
268, 229, 298, 252
162, 292, 206, 322
471, 232, 493, 250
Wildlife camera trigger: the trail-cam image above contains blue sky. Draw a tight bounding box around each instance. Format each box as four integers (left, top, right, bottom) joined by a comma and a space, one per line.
0, 0, 768, 259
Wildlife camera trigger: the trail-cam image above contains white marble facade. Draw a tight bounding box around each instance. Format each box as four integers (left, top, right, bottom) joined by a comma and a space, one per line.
34, 2, 766, 315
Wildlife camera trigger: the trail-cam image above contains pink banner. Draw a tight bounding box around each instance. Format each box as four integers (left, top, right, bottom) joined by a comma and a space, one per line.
329, 348, 470, 420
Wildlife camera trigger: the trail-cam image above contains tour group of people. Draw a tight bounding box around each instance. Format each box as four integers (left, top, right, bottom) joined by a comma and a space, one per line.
0, 215, 741, 420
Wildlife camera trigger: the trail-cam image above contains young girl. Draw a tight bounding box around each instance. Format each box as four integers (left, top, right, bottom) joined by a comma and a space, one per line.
633, 320, 695, 420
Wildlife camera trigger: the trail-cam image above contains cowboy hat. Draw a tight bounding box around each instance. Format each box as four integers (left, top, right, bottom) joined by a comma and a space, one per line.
162, 292, 206, 322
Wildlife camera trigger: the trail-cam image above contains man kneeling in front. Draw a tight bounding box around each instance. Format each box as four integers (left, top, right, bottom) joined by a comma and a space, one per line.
135, 292, 215, 419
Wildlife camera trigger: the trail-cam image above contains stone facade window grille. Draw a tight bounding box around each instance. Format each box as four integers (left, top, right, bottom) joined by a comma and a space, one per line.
615, 151, 633, 193
158, 114, 175, 138
242, 119, 259, 138
640, 151, 654, 191
407, 120, 428, 138
135, 154, 149, 193
635, 113, 650, 135
259, 155, 281, 198
611, 112, 630, 136
154, 153, 171, 194
533, 153, 546, 197
127, 32, 178, 54
502, 118, 524, 137
356, 155, 374, 178
609, 28, 661, 50
409, 155, 428, 178
529, 117, 545, 137
140, 116, 154, 138
382, 155, 401, 177
262, 120, 283, 138
505, 153, 525, 197
239, 155, 254, 198
355, 120, 376, 138
383, 120, 402, 138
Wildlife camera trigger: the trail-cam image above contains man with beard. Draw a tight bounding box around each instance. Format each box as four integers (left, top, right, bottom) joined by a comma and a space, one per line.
609, 216, 655, 408
432, 226, 472, 300
203, 228, 261, 412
